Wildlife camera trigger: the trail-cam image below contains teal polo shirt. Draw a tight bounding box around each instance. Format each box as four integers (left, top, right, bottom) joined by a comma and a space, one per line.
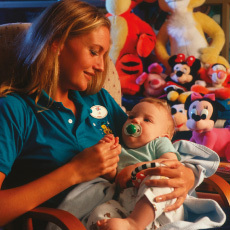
0, 89, 127, 188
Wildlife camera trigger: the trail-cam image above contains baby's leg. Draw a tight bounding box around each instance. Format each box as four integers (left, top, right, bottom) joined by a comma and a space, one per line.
97, 195, 155, 230
136, 175, 184, 228
86, 199, 129, 230
97, 175, 184, 230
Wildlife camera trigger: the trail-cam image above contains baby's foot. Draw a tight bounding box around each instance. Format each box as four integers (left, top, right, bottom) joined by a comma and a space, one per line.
97, 218, 141, 230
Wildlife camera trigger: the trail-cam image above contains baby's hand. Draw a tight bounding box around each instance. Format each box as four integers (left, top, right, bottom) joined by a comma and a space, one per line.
99, 134, 115, 144
99, 134, 119, 149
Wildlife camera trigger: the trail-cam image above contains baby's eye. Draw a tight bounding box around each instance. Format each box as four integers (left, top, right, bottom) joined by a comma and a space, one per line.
128, 115, 134, 119
144, 118, 152, 122
90, 49, 99, 56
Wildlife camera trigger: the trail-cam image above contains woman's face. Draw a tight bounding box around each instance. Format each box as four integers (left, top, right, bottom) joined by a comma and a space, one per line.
58, 26, 110, 92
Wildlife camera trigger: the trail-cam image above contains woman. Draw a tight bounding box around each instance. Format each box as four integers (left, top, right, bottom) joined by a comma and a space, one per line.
0, 0, 219, 228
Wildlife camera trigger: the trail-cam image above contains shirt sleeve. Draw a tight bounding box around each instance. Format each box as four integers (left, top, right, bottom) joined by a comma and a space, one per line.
0, 95, 28, 175
154, 137, 181, 160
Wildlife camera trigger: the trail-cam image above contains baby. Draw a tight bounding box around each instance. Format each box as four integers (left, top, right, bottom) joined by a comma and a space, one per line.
87, 97, 184, 230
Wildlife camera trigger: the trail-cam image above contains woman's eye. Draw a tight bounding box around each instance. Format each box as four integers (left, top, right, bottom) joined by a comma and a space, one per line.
90, 49, 99, 56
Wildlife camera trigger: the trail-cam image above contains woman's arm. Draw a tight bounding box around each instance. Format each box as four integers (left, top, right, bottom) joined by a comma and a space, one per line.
0, 140, 121, 227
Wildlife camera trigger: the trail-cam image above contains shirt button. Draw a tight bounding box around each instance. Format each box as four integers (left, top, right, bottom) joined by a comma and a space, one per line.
68, 119, 73, 124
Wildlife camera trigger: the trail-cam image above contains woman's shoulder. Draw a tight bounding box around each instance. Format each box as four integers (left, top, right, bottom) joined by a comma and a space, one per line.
0, 93, 32, 113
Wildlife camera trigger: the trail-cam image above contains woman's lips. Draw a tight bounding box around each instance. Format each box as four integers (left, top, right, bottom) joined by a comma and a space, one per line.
84, 71, 95, 81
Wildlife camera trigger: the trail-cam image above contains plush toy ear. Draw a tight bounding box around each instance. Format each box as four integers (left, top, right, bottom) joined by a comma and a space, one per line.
136, 72, 148, 85
168, 55, 178, 68
184, 94, 192, 111
193, 59, 201, 72
148, 63, 163, 74
215, 101, 226, 112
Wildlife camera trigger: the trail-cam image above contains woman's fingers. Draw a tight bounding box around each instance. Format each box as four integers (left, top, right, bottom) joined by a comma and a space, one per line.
164, 196, 186, 212
144, 166, 183, 180
142, 161, 195, 211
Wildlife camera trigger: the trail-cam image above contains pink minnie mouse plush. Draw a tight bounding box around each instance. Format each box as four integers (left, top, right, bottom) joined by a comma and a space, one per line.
185, 92, 230, 161
136, 63, 166, 97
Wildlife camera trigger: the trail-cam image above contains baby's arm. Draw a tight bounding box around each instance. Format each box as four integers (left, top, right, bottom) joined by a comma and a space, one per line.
159, 152, 179, 160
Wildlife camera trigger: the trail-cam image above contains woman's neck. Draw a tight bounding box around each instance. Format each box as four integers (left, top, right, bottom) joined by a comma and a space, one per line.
54, 88, 77, 116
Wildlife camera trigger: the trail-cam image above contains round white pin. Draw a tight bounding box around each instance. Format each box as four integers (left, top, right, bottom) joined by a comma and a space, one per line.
90, 105, 108, 119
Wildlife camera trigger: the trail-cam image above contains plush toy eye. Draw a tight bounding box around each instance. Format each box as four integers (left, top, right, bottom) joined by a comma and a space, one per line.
212, 64, 226, 72
190, 108, 197, 118
200, 109, 209, 119
182, 66, 190, 74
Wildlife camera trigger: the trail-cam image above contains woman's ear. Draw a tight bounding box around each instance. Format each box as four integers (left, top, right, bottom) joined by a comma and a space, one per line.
52, 40, 64, 56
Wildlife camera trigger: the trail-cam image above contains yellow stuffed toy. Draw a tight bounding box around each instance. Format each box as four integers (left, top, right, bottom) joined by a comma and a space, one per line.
155, 0, 229, 74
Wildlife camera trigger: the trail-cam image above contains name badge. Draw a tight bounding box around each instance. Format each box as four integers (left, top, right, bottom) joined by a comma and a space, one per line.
90, 105, 108, 119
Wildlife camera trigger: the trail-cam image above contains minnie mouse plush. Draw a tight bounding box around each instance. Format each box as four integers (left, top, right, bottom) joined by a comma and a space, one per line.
185, 92, 230, 161
165, 53, 201, 103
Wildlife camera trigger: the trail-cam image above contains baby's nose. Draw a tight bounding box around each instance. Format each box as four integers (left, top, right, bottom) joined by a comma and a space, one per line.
131, 118, 140, 124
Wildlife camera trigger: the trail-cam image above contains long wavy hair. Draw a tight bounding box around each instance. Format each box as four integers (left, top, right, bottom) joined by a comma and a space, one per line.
1, 0, 111, 105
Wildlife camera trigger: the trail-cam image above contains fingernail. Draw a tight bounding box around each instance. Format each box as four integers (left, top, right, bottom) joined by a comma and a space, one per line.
155, 197, 163, 202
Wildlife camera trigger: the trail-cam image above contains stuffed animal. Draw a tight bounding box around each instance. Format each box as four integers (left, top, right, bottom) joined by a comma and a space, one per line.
106, 0, 157, 95
164, 54, 201, 103
185, 92, 230, 162
171, 103, 189, 132
155, 0, 229, 74
191, 63, 230, 100
171, 103, 192, 142
136, 62, 166, 97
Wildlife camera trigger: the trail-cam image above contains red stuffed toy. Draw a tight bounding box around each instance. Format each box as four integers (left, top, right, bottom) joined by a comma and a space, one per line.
191, 63, 230, 100
106, 0, 157, 95
185, 92, 230, 162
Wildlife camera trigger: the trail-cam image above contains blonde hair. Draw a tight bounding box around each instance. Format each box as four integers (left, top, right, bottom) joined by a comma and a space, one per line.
140, 97, 175, 139
1, 0, 111, 105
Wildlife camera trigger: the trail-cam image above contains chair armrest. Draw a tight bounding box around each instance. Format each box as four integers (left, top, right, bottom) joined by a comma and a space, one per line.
197, 174, 230, 207
25, 207, 86, 230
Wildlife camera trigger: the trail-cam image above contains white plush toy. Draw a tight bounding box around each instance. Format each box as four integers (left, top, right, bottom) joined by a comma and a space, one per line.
155, 0, 229, 74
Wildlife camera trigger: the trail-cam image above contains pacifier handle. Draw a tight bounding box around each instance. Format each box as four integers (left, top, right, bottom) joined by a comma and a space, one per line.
124, 123, 142, 137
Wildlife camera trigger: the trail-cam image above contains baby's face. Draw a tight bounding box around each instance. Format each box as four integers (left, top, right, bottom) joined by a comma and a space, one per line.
122, 102, 169, 149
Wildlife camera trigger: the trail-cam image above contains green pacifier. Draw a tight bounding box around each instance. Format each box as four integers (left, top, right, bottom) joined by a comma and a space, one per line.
124, 123, 142, 137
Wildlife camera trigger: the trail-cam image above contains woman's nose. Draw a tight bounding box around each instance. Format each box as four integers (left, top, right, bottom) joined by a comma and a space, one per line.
93, 56, 104, 72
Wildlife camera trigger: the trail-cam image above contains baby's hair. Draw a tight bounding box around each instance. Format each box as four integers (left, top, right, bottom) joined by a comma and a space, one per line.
140, 97, 175, 139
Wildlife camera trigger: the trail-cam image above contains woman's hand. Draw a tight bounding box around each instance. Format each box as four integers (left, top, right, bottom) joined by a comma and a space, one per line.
69, 138, 121, 184
143, 160, 195, 212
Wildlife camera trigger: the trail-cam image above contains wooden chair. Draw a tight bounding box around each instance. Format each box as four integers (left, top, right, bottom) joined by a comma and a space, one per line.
0, 23, 230, 230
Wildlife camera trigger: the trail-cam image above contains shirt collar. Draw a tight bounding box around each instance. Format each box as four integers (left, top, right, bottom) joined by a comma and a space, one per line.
34, 90, 93, 120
